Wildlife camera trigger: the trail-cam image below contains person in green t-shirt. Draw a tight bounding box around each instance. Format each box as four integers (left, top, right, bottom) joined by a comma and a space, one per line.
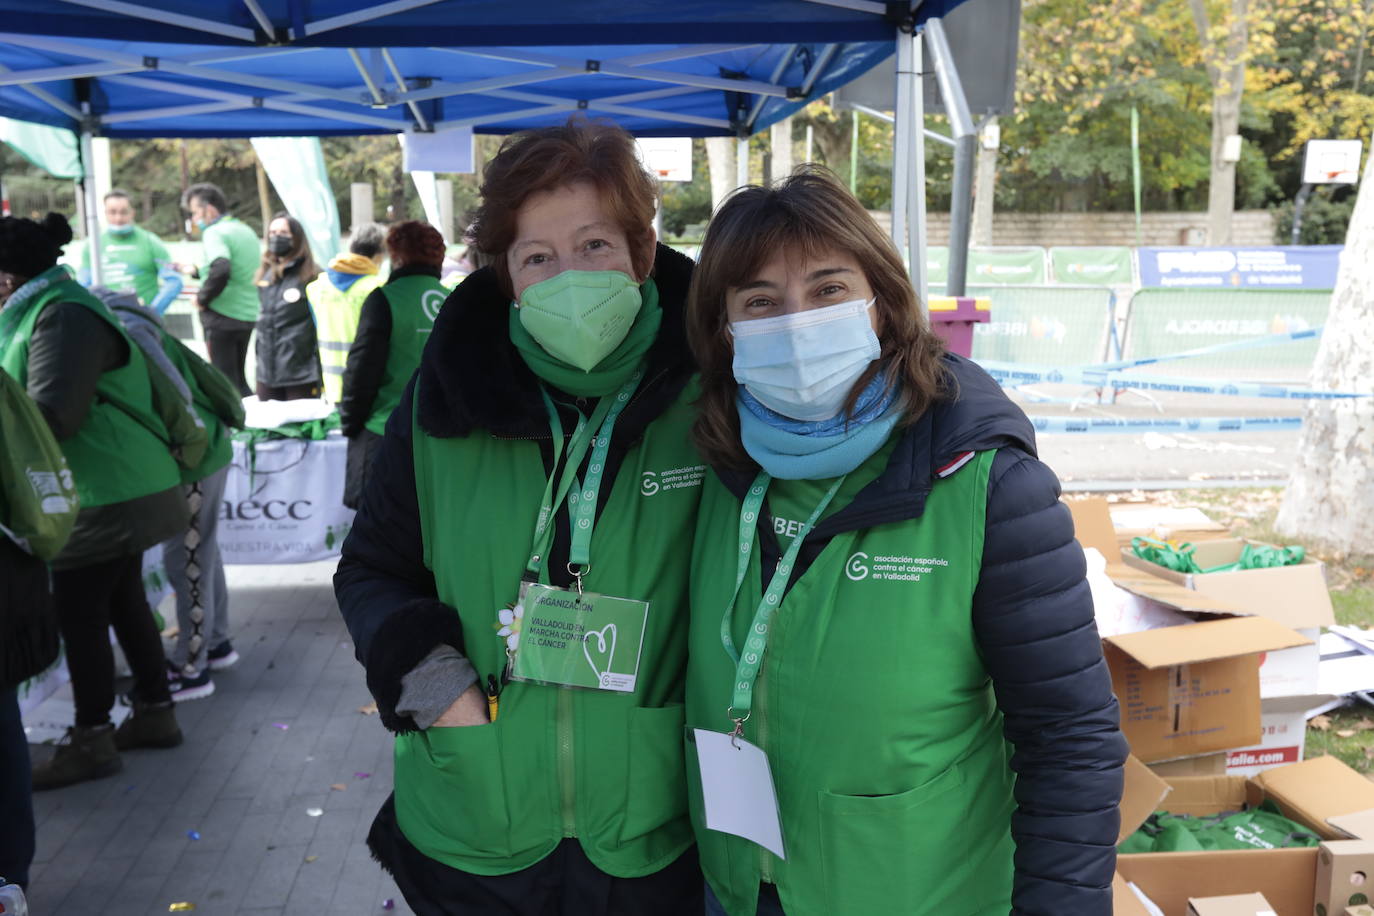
181, 183, 261, 396
77, 189, 183, 313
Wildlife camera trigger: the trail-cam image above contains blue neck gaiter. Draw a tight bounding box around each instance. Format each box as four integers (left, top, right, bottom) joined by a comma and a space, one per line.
736, 372, 901, 480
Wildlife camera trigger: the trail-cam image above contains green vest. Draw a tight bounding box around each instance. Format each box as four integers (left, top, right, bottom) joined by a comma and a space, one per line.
0, 272, 182, 508
364, 275, 445, 435
160, 336, 233, 484
686, 447, 1016, 916
199, 216, 261, 322
308, 272, 382, 402
404, 380, 706, 877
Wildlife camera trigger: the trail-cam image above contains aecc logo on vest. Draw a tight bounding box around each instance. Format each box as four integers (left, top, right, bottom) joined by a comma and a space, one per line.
421, 289, 446, 323
221, 499, 313, 521
846, 550, 948, 583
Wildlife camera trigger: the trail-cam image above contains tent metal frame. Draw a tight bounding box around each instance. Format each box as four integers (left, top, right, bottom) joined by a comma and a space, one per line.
13, 1, 978, 295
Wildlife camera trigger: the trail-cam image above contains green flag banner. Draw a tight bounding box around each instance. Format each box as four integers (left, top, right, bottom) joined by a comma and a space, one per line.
250, 137, 341, 261
1050, 247, 1135, 285
967, 247, 1047, 285
0, 117, 82, 179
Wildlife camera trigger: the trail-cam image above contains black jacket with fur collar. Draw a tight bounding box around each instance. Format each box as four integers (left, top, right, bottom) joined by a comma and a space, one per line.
333, 244, 695, 734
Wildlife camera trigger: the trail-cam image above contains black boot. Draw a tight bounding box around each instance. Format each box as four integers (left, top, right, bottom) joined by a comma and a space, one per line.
31, 724, 123, 790
114, 700, 183, 750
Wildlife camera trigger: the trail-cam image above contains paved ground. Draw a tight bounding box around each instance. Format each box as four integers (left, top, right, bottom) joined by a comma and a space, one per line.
26, 560, 416, 916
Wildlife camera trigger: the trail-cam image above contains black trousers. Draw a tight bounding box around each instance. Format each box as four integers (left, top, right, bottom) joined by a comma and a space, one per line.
51, 553, 171, 727
0, 687, 33, 889
200, 309, 254, 397
368, 794, 704, 916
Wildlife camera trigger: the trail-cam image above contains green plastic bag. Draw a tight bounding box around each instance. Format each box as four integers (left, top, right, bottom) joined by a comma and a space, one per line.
1120, 802, 1321, 853
169, 336, 245, 430
0, 366, 78, 560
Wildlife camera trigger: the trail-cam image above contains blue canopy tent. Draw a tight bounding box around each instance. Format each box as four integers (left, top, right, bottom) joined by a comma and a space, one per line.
0, 0, 975, 290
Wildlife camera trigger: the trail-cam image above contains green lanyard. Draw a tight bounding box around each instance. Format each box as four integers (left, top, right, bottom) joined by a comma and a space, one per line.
524, 368, 643, 588
721, 470, 846, 735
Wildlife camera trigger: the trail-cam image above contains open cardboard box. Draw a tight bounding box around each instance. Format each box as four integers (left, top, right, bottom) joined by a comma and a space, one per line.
1119, 532, 1334, 699
1114, 756, 1374, 915
1070, 500, 1313, 764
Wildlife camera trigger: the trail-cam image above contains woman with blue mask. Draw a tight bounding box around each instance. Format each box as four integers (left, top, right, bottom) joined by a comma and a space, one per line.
335, 119, 704, 915
683, 168, 1126, 916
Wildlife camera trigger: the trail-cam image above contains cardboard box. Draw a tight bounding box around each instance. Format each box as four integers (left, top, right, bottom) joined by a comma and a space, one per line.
1120, 537, 1335, 634
1316, 840, 1374, 916
1105, 616, 1311, 763
1117, 849, 1317, 916
1252, 757, 1374, 841
1151, 753, 1228, 778
1187, 892, 1278, 916
1225, 694, 1334, 777
1345, 905, 1374, 916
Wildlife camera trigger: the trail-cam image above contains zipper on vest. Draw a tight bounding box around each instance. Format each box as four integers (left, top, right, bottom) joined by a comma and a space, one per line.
558, 687, 576, 837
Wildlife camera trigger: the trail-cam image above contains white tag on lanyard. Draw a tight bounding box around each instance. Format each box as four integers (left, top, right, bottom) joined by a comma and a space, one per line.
692, 727, 786, 859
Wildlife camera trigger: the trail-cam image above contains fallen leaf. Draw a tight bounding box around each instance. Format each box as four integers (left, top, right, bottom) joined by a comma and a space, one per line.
1357, 718, 1374, 731
330, 783, 347, 792
1337, 729, 1357, 738
304, 855, 319, 864
358, 701, 378, 716
1312, 715, 1333, 731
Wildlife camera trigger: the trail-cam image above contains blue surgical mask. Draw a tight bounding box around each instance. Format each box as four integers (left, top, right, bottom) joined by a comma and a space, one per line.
107, 224, 134, 236
730, 298, 881, 422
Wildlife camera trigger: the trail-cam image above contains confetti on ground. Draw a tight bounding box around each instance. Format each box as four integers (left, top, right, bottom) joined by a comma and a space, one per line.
382, 900, 395, 911
169, 905, 196, 912
272, 723, 290, 730
354, 772, 372, 780
187, 830, 200, 841
358, 701, 378, 715
304, 855, 319, 864
306, 808, 324, 817
330, 783, 347, 792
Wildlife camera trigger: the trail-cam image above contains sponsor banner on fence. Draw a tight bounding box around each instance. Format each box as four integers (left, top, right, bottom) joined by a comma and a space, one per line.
1137, 245, 1341, 289
968, 247, 1047, 285
220, 436, 354, 564
1027, 416, 1303, 434
1049, 247, 1135, 285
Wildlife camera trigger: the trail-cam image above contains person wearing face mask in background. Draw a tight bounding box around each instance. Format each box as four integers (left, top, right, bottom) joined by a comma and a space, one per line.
683, 168, 1127, 916
77, 189, 183, 314
334, 118, 704, 916
182, 183, 261, 397
253, 213, 322, 402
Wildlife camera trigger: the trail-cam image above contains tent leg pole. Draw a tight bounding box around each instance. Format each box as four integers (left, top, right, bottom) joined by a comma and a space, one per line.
736, 136, 750, 189
910, 30, 927, 304
78, 123, 102, 286
947, 134, 975, 297
891, 26, 913, 282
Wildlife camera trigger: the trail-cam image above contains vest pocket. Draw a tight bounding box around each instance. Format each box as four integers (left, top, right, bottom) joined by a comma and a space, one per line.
816, 763, 968, 913
417, 722, 514, 857
620, 703, 689, 845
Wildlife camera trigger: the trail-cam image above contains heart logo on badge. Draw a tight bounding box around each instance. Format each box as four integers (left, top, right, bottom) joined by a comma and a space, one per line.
583, 624, 617, 682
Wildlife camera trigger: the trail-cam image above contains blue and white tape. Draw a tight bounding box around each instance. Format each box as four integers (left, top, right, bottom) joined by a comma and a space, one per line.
978, 361, 1369, 400
1094, 325, 1323, 372
1028, 416, 1303, 434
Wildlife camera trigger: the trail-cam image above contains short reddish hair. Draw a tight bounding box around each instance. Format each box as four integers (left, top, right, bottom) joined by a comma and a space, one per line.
472, 117, 658, 298
386, 220, 445, 269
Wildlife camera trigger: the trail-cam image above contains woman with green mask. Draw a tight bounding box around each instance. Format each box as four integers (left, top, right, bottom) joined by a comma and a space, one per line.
335, 119, 704, 915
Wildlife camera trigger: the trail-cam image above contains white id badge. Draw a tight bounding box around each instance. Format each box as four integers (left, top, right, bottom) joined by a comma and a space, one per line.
692, 728, 786, 859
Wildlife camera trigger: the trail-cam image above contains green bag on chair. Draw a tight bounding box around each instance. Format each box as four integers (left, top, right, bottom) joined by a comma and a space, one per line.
0, 366, 78, 560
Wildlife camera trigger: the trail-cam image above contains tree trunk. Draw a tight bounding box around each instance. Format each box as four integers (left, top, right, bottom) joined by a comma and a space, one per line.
1275, 151, 1374, 554
770, 117, 794, 185
1190, 0, 1248, 246
971, 116, 998, 246
390, 152, 407, 223
705, 137, 735, 211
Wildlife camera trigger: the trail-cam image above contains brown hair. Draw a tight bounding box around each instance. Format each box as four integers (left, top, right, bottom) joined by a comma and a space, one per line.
255, 212, 319, 285
387, 220, 446, 270
686, 166, 950, 470
471, 117, 658, 298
